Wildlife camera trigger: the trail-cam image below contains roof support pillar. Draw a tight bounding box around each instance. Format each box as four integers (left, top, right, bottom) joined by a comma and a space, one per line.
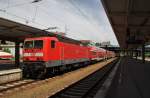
123, 50, 126, 56
135, 50, 138, 59
131, 50, 134, 57
15, 42, 20, 67
142, 43, 145, 63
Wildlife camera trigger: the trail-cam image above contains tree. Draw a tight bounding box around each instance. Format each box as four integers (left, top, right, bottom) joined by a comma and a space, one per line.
3, 48, 11, 53
95, 43, 101, 47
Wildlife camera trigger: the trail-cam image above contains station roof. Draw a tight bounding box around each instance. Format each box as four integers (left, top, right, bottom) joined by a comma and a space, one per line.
101, 0, 150, 49
0, 17, 81, 45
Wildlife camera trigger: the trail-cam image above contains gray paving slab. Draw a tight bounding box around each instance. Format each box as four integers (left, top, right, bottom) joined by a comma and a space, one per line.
105, 57, 150, 98
0, 64, 17, 71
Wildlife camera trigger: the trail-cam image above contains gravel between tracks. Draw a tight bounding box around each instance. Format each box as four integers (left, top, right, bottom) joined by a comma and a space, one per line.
0, 58, 116, 98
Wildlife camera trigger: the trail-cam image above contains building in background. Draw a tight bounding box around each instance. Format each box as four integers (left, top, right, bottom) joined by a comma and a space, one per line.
100, 41, 111, 47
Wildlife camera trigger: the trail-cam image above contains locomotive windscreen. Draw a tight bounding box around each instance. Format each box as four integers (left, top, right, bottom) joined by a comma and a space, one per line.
24, 40, 43, 48
34, 40, 43, 48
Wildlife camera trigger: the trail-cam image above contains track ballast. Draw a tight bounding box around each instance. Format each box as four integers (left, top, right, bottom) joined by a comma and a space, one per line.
49, 59, 118, 98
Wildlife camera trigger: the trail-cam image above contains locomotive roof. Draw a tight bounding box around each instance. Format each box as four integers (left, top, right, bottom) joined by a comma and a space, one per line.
25, 36, 82, 45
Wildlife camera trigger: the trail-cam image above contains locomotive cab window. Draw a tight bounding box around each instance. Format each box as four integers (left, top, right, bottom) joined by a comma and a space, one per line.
24, 41, 33, 48
24, 40, 43, 48
34, 40, 43, 48
51, 40, 56, 48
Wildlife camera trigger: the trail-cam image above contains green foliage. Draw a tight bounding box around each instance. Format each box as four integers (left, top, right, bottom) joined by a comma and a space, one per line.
3, 48, 11, 53
95, 43, 101, 47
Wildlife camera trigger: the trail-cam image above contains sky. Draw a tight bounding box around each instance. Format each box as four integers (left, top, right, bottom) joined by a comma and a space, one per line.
0, 0, 118, 45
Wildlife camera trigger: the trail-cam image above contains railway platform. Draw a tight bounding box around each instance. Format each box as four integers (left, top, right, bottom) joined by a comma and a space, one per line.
104, 57, 150, 98
0, 63, 17, 71
0, 68, 22, 84
0, 60, 22, 84
0, 60, 19, 71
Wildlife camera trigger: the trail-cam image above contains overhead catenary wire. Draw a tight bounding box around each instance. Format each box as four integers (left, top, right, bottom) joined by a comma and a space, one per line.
0, 0, 56, 30
67, 0, 99, 30
3, 0, 43, 9
3, 1, 33, 10
0, 0, 100, 34
2, 0, 63, 23
32, 5, 38, 22
0, 9, 50, 29
2, 0, 65, 31
66, 0, 101, 41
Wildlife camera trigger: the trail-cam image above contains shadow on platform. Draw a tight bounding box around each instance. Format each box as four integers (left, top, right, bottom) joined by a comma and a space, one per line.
106, 57, 150, 98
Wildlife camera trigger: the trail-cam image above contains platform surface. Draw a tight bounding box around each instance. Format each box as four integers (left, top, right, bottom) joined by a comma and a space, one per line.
105, 57, 150, 98
0, 68, 21, 75
0, 63, 17, 71
0, 60, 20, 71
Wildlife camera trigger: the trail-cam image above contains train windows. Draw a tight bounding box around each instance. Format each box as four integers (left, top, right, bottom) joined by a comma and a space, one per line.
51, 40, 56, 48
24, 40, 43, 48
34, 40, 43, 48
24, 41, 33, 48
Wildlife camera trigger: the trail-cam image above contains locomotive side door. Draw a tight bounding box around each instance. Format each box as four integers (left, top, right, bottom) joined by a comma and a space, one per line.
60, 46, 64, 65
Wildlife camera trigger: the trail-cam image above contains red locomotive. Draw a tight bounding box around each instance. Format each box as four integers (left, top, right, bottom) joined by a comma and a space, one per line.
22, 37, 115, 78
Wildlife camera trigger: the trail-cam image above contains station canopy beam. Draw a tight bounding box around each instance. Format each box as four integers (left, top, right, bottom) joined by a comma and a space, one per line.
101, 0, 150, 49
0, 17, 81, 45
0, 17, 83, 67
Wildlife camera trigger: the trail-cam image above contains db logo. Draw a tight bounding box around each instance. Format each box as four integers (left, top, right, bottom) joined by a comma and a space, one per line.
31, 53, 35, 56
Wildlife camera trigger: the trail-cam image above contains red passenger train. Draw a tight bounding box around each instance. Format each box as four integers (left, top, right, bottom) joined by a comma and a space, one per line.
22, 37, 115, 78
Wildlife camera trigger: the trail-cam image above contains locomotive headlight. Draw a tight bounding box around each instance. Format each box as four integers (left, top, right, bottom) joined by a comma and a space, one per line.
35, 53, 43, 56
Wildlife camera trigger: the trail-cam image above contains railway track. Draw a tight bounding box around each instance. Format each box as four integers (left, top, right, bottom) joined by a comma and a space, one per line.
49, 59, 118, 98
0, 60, 108, 96
0, 79, 35, 95
0, 58, 116, 98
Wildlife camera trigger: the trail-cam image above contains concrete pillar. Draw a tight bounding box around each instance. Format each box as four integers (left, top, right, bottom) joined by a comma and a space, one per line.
131, 50, 133, 57
142, 43, 145, 63
127, 50, 129, 56
132, 51, 134, 57
137, 50, 140, 57
136, 50, 138, 59
124, 50, 126, 56
15, 42, 20, 67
